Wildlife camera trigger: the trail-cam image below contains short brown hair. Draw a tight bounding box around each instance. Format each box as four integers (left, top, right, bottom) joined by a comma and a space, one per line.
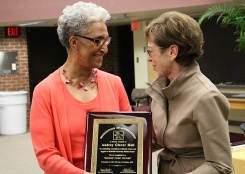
144, 11, 204, 66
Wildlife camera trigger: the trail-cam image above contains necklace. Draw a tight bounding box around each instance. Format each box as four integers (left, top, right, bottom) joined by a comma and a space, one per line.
62, 68, 98, 91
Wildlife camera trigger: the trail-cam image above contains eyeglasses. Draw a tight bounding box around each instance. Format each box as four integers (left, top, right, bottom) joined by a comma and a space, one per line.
74, 35, 111, 46
146, 46, 169, 57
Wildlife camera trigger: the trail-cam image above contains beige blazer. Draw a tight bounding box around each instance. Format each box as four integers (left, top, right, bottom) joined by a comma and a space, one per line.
146, 62, 234, 174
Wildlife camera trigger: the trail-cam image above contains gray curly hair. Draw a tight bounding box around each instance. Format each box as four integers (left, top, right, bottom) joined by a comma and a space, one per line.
57, 1, 111, 51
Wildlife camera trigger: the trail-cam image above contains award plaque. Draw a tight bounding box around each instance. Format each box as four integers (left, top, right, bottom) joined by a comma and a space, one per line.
84, 112, 152, 174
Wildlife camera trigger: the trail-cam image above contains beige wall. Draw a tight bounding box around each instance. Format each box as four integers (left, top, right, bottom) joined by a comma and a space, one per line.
133, 21, 149, 88
132, 20, 158, 88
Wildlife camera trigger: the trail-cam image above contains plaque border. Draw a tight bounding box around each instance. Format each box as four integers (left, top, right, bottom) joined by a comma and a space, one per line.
84, 112, 152, 174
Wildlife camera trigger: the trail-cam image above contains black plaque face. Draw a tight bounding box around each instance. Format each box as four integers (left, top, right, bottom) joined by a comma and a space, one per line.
84, 112, 152, 174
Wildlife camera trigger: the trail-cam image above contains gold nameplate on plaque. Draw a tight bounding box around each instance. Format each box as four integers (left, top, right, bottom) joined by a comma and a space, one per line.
91, 118, 144, 174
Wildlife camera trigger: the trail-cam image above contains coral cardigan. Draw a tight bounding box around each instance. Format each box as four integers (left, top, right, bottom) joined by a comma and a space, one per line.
30, 68, 131, 174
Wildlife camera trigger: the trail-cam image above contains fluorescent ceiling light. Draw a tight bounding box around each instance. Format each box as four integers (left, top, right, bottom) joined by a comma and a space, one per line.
18, 21, 46, 26
109, 14, 129, 21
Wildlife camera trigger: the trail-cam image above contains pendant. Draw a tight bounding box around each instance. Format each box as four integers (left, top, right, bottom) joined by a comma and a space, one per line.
77, 82, 84, 89
90, 79, 95, 83
92, 69, 97, 74
83, 87, 89, 91
65, 79, 73, 84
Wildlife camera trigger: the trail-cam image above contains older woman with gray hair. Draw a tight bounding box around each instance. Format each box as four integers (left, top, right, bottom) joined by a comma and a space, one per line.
145, 11, 234, 174
30, 2, 131, 174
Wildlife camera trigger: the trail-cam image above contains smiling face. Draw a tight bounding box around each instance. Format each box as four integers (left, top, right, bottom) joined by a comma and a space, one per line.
73, 21, 110, 69
147, 35, 173, 77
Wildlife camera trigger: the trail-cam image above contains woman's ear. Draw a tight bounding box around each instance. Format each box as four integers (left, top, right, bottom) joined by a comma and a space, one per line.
169, 45, 178, 61
69, 36, 77, 48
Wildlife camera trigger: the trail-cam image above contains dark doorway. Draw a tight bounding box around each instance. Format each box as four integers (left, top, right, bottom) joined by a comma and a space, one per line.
26, 27, 67, 100
197, 16, 245, 85
118, 25, 135, 104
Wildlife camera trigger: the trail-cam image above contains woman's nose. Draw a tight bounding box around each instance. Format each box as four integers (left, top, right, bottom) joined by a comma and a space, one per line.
100, 44, 108, 54
147, 56, 152, 62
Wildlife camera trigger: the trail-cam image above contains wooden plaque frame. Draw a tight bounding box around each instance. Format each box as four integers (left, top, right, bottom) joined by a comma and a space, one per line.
84, 112, 152, 174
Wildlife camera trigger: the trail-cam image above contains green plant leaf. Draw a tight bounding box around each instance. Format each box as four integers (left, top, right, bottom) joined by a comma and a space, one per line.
198, 1, 245, 53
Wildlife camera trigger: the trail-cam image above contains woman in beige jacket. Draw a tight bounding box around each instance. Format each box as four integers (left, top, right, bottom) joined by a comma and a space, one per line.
144, 11, 235, 174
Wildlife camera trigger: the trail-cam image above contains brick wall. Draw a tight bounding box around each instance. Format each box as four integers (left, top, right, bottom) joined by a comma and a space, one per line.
0, 28, 29, 91
0, 27, 30, 125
